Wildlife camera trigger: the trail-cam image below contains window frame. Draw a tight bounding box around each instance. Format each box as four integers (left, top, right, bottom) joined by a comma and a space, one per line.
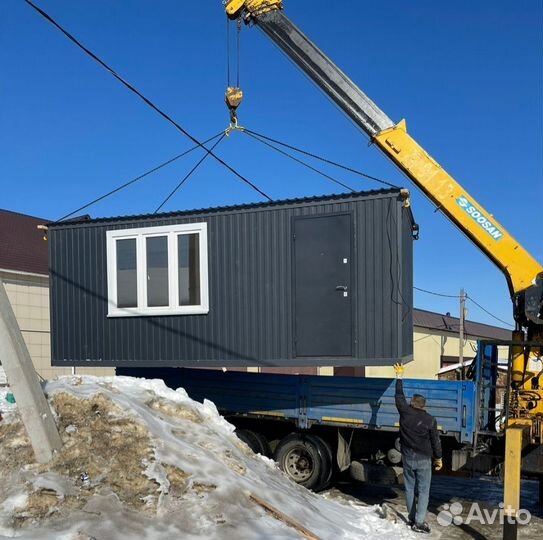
106, 222, 209, 317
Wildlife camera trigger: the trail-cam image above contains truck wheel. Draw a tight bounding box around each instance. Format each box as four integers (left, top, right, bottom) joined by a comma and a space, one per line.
274, 433, 327, 491
236, 429, 267, 455
251, 431, 271, 457
311, 435, 335, 489
236, 429, 271, 456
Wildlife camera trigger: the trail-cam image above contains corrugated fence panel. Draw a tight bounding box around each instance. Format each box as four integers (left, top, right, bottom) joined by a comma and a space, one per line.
49, 190, 414, 368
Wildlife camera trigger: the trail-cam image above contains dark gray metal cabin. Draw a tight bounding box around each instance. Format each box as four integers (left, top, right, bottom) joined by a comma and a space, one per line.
48, 189, 416, 368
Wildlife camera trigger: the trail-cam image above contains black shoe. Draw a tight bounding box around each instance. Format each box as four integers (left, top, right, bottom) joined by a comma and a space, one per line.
407, 519, 414, 528
412, 522, 431, 534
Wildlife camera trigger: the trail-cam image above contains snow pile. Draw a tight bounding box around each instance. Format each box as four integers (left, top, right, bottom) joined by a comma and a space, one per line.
0, 376, 414, 539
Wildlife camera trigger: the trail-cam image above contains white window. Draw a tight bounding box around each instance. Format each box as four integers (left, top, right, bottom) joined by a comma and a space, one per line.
106, 223, 209, 317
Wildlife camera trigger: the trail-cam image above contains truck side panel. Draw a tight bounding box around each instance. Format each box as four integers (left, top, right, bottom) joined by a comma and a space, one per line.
121, 368, 477, 444
306, 375, 476, 443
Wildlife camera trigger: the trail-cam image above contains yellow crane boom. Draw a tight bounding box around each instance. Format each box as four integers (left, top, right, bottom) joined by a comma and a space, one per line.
224, 4, 543, 538
373, 121, 541, 301
225, 0, 543, 338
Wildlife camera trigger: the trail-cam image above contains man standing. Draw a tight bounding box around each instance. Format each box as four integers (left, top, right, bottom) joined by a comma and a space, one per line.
394, 363, 442, 534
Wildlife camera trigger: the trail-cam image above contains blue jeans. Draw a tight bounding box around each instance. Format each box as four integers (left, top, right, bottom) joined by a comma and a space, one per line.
402, 451, 432, 524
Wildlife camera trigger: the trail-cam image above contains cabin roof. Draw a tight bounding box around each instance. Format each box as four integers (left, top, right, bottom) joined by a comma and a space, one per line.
47, 188, 410, 228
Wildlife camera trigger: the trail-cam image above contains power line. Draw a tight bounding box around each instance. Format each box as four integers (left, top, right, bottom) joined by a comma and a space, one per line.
24, 0, 272, 202
414, 286, 460, 298
243, 130, 356, 193
244, 128, 399, 189
154, 134, 226, 213
56, 132, 224, 222
466, 294, 514, 328
414, 286, 514, 328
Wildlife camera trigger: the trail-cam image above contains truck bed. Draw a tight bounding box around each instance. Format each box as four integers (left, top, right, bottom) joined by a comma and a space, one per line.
122, 368, 478, 444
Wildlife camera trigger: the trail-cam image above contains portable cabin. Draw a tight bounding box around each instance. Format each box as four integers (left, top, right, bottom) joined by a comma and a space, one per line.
47, 188, 417, 369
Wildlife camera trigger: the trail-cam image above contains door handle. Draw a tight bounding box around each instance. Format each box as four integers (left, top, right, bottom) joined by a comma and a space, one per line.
335, 285, 348, 291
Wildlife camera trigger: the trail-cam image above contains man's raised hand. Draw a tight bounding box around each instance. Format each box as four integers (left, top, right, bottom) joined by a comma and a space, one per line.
393, 363, 404, 379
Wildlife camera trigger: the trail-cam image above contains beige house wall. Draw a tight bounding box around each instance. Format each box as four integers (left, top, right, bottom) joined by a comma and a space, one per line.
247, 329, 487, 379
311, 327, 510, 380
0, 269, 114, 381
261, 329, 482, 380
365, 328, 511, 379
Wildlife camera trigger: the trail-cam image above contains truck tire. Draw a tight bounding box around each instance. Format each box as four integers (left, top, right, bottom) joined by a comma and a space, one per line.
236, 429, 268, 456
311, 435, 335, 489
251, 431, 271, 457
274, 433, 328, 491
236, 429, 271, 457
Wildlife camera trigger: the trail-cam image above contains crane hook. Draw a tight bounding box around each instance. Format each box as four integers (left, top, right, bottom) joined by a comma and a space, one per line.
225, 86, 244, 134
225, 13, 244, 135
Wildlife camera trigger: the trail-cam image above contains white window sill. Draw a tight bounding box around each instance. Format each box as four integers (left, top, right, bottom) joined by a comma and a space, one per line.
107, 306, 209, 318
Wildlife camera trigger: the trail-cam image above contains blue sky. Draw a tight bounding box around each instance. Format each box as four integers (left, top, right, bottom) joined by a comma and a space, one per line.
2, 0, 542, 327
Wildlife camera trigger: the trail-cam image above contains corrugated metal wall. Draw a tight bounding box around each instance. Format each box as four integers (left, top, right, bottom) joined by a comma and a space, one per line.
49, 190, 414, 368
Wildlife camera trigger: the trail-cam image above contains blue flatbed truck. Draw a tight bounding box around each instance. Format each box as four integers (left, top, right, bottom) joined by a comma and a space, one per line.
123, 341, 543, 492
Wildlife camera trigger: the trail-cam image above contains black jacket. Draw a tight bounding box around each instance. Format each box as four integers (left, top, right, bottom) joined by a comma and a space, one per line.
395, 379, 442, 459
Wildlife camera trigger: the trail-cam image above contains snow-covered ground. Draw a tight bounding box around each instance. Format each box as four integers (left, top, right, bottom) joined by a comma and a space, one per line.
326, 474, 543, 539
0, 376, 414, 540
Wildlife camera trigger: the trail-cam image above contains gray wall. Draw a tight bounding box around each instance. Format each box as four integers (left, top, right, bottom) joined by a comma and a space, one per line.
49, 190, 414, 368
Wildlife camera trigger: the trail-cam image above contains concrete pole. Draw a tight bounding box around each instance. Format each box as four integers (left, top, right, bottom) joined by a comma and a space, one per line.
0, 278, 62, 462
459, 288, 466, 380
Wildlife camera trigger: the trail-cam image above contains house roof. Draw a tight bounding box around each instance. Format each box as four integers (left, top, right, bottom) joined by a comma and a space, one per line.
0, 209, 49, 276
413, 308, 511, 341
438, 358, 508, 374
47, 188, 412, 227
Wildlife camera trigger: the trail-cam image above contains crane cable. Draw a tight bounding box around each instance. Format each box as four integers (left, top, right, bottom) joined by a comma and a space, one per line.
24, 0, 272, 202
226, 15, 241, 88
226, 16, 231, 88
28, 0, 397, 212
225, 15, 243, 128
243, 130, 356, 193
244, 128, 399, 189
56, 131, 225, 222
236, 16, 241, 88
154, 133, 227, 213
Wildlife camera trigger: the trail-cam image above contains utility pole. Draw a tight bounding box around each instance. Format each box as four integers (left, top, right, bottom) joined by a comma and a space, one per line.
0, 278, 62, 462
459, 288, 466, 379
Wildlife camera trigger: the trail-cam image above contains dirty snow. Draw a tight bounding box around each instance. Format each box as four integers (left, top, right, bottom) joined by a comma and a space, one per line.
0, 376, 415, 539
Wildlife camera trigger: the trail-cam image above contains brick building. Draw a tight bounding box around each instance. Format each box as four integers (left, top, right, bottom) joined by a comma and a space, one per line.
0, 209, 113, 380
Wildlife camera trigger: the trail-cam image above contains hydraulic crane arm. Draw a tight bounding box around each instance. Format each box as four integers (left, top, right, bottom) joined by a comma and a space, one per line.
225, 1, 543, 334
